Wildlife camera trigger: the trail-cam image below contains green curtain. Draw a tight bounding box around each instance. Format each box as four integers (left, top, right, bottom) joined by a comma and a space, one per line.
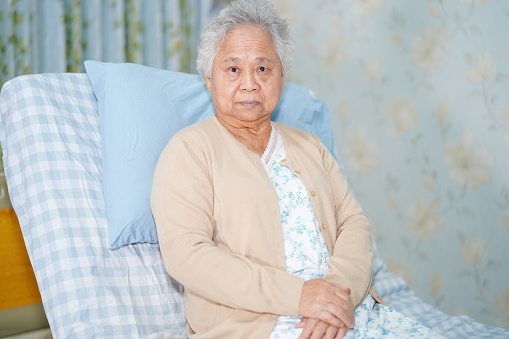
0, 0, 216, 88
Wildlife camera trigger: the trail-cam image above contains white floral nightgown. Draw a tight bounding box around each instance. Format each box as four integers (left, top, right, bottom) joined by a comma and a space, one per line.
264, 127, 444, 339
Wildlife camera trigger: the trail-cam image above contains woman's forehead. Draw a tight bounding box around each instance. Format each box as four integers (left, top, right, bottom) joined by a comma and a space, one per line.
215, 26, 279, 61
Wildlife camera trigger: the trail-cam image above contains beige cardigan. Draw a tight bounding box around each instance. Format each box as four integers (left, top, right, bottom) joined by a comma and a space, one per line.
151, 116, 381, 338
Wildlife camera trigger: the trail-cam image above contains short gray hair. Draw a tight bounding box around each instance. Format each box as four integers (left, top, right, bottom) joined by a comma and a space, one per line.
196, 0, 295, 78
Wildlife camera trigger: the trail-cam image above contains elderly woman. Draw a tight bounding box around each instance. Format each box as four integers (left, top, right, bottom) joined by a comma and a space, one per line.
151, 1, 444, 338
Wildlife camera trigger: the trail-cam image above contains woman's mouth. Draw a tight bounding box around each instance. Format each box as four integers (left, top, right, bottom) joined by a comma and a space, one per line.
239, 101, 260, 109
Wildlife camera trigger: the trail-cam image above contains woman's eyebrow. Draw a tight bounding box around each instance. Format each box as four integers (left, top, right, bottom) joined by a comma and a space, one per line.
255, 57, 275, 63
221, 57, 241, 63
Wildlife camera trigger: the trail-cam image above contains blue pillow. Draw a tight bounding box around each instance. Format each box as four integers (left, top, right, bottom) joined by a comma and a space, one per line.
84, 61, 334, 249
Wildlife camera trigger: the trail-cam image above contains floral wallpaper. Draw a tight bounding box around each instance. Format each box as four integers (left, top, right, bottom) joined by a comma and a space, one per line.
274, 0, 509, 329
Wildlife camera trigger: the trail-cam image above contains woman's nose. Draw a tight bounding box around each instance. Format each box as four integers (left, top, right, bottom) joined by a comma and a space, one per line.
240, 71, 259, 91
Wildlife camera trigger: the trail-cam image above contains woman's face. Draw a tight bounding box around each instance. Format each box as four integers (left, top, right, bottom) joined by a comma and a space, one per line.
205, 25, 284, 128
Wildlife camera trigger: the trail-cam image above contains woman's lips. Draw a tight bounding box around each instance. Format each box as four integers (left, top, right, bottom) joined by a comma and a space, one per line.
239, 101, 260, 109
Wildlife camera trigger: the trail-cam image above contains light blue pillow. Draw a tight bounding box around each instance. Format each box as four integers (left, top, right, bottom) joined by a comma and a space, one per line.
84, 61, 334, 249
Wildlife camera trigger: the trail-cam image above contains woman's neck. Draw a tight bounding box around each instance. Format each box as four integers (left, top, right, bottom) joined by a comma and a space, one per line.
216, 115, 272, 157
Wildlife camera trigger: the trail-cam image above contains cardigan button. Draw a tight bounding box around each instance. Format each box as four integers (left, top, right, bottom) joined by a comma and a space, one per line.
295, 170, 301, 174
321, 223, 326, 230
310, 191, 316, 197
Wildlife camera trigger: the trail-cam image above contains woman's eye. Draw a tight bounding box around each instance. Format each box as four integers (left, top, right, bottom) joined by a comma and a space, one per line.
230, 67, 237, 73
259, 66, 266, 72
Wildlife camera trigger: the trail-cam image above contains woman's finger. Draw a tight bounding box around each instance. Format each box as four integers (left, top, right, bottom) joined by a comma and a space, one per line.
295, 317, 306, 329
335, 326, 349, 339
299, 279, 355, 328
324, 323, 340, 339
318, 299, 353, 329
297, 317, 319, 339
309, 321, 328, 339
329, 296, 355, 328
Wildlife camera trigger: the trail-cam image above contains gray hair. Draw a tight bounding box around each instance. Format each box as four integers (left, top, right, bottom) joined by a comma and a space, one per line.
196, 0, 295, 78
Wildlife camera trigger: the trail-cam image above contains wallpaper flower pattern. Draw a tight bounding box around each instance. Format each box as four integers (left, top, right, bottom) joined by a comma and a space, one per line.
274, 0, 509, 329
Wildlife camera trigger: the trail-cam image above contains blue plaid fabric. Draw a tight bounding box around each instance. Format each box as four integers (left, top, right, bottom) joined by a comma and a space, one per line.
0, 74, 186, 338
0, 73, 507, 338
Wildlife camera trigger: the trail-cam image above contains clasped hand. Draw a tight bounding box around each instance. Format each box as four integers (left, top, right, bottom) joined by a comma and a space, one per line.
297, 279, 354, 339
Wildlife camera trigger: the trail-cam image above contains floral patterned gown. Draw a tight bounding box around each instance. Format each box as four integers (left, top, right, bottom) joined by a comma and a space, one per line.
263, 127, 444, 339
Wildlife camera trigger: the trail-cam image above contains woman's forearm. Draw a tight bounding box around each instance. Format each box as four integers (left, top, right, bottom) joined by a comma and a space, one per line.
317, 137, 374, 307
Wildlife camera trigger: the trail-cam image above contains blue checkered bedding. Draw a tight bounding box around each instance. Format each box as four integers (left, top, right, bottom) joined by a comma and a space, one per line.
0, 73, 507, 338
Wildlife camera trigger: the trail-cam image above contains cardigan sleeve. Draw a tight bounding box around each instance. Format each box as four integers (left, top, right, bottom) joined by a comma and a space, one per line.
151, 135, 304, 317
316, 138, 374, 308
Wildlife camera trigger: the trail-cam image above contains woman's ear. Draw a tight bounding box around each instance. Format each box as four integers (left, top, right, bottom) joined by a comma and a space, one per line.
204, 77, 212, 92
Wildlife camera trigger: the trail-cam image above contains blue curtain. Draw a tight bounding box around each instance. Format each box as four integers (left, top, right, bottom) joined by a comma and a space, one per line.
0, 0, 221, 88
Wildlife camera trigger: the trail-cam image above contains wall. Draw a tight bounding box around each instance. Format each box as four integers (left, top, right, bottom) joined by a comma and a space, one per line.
274, 0, 509, 329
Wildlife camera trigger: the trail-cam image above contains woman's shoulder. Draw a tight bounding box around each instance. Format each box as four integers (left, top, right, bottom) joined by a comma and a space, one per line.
159, 117, 220, 161
172, 116, 220, 142
157, 117, 220, 169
